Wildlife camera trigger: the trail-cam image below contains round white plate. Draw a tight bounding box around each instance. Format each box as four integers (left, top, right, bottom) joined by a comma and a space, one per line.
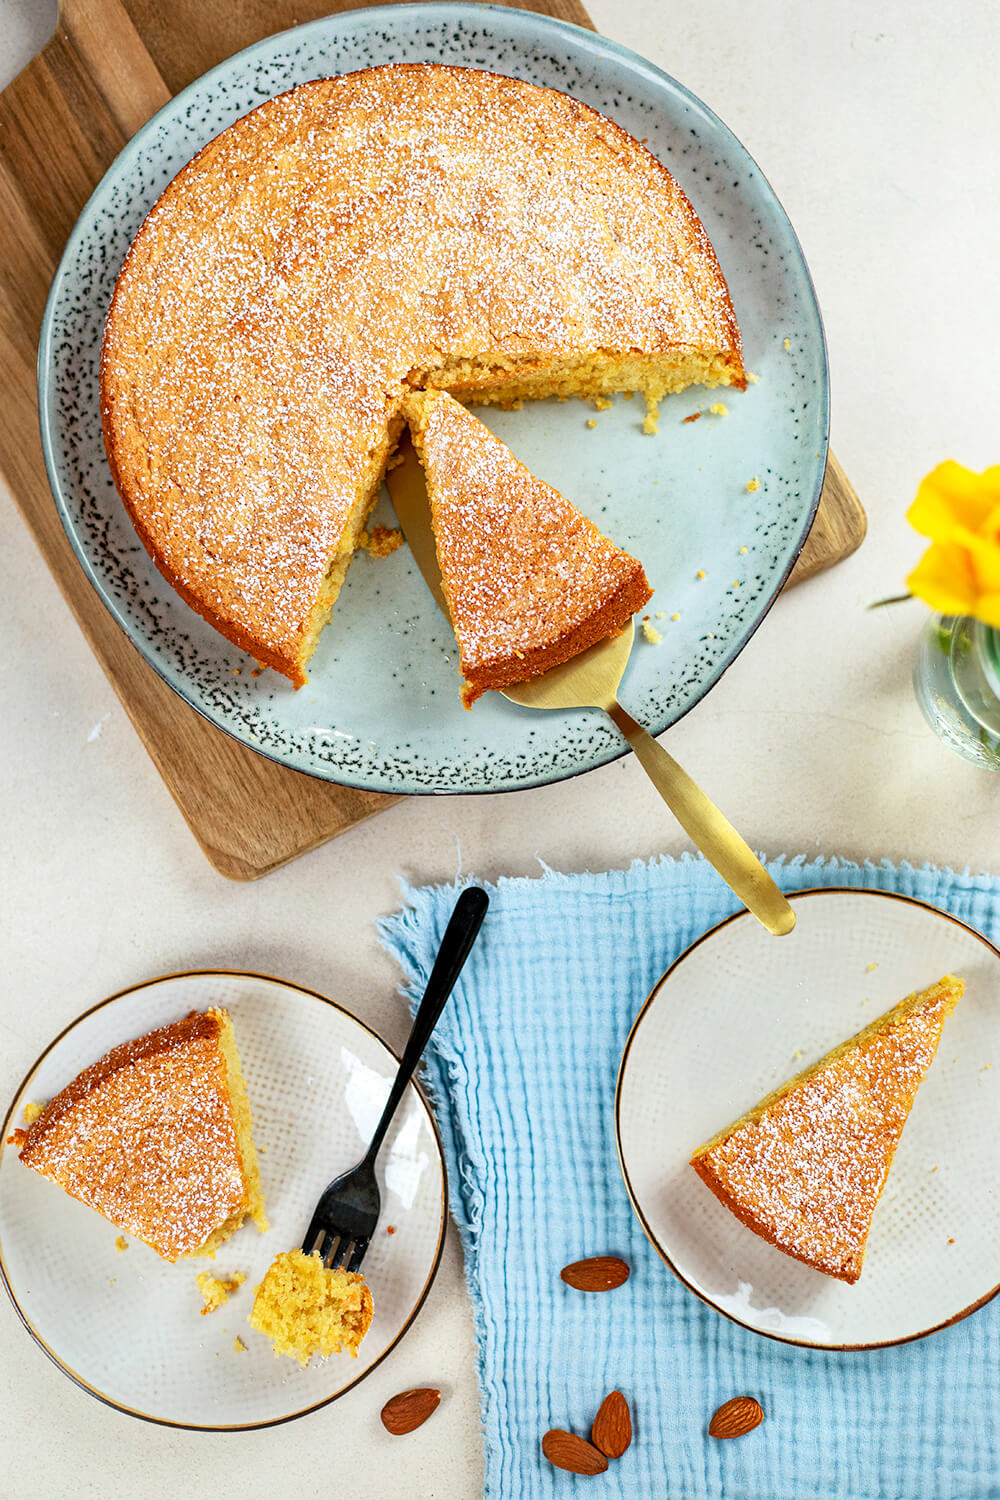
38, 2, 827, 794
0, 972, 447, 1428
616, 889, 1000, 1349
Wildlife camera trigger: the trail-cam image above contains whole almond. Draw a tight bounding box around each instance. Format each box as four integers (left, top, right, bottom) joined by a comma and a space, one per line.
560, 1256, 630, 1292
542, 1430, 609, 1475
708, 1396, 764, 1439
591, 1390, 632, 1458
380, 1387, 440, 1435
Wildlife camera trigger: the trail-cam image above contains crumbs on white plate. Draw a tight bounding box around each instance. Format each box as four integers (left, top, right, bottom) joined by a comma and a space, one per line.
197, 1271, 246, 1316
746, 477, 760, 492
640, 620, 662, 645
746, 371, 760, 384
585, 418, 598, 428
114, 1235, 128, 1254
783, 337, 791, 352
592, 396, 612, 410
708, 402, 728, 416
865, 962, 879, 972
233, 1336, 248, 1354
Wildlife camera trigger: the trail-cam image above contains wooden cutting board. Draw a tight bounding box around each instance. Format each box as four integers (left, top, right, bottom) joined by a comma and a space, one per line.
0, 0, 865, 880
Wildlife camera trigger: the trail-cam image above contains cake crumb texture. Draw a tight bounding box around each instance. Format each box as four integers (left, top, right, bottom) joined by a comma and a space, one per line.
249, 1249, 374, 1366
360, 525, 404, 559
197, 1270, 246, 1314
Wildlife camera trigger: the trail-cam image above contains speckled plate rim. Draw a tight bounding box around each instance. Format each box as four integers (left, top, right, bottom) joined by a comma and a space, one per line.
614, 888, 1000, 1352
0, 969, 448, 1431
38, 1, 829, 797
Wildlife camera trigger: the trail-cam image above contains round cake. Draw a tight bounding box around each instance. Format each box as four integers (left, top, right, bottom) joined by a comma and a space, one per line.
101, 64, 744, 686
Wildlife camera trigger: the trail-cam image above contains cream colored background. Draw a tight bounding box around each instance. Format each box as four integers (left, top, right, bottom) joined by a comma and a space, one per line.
2, 2, 998, 1495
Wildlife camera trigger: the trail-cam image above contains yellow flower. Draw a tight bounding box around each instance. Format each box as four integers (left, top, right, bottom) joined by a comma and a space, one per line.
906, 461, 1000, 626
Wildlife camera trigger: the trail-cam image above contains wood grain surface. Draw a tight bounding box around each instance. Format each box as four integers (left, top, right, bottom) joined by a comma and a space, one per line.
0, 0, 865, 879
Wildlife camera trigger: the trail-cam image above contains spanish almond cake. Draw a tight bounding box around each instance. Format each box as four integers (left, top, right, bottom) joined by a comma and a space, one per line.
250, 1249, 374, 1365
101, 64, 744, 688
13, 1009, 267, 1261
690, 977, 964, 1283
405, 389, 652, 704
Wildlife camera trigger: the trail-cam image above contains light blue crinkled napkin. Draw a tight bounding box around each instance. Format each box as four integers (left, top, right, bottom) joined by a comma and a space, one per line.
378, 856, 1000, 1500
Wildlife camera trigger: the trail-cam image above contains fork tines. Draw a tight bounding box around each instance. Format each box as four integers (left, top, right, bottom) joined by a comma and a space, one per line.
303, 1218, 370, 1273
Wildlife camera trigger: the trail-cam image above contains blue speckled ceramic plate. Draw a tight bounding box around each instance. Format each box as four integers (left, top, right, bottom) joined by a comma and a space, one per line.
39, 3, 828, 795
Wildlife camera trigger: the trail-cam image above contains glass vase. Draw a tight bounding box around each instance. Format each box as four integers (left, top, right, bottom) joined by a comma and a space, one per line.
913, 614, 1000, 769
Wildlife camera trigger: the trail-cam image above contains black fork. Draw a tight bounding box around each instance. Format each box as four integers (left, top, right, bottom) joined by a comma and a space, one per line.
302, 886, 489, 1273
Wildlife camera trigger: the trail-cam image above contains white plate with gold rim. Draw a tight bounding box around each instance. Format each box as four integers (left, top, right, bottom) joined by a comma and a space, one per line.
616, 889, 1000, 1350
0, 972, 446, 1428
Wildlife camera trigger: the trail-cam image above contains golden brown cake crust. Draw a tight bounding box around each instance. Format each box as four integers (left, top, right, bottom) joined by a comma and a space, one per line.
18, 1009, 253, 1262
407, 389, 652, 703
690, 977, 964, 1283
101, 64, 743, 684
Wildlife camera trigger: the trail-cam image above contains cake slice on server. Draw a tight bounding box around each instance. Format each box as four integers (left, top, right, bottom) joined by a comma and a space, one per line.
690, 976, 964, 1283
11, 1010, 267, 1262
404, 389, 652, 706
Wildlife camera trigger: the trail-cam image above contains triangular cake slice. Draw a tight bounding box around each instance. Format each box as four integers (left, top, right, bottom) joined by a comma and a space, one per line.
13, 1009, 267, 1262
690, 976, 964, 1283
405, 389, 653, 705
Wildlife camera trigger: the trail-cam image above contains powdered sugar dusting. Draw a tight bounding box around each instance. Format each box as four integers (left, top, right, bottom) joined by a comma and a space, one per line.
694, 981, 962, 1280
412, 389, 648, 678
18, 1011, 248, 1261
102, 65, 739, 675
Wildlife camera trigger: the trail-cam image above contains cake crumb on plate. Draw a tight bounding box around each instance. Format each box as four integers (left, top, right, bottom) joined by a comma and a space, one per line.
197, 1271, 246, 1315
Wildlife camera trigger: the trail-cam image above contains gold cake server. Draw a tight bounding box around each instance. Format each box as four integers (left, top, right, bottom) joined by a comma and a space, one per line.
386, 438, 794, 936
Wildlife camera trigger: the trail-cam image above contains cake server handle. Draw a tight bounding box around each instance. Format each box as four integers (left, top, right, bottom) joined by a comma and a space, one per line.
605, 701, 796, 936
